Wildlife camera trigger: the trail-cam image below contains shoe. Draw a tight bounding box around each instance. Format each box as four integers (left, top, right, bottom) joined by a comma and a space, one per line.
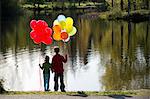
45, 89, 50, 91
47, 89, 50, 91
61, 90, 66, 92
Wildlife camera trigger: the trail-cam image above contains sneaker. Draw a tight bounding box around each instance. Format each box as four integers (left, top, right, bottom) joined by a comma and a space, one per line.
61, 90, 66, 92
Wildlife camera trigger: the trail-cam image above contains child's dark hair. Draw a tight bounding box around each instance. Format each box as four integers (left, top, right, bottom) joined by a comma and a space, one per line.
54, 48, 59, 53
45, 56, 49, 63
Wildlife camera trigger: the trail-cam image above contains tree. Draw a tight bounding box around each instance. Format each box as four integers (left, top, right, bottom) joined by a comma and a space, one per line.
146, 0, 149, 9
78, 0, 82, 6
133, 0, 136, 10
27, 0, 45, 8
128, 0, 131, 16
112, 0, 114, 7
120, 0, 124, 10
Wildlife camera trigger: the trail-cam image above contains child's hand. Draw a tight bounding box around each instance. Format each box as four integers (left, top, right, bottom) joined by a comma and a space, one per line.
65, 54, 67, 58
39, 64, 41, 67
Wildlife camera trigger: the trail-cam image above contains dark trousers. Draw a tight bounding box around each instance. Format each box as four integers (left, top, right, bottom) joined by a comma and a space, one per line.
54, 73, 65, 91
43, 73, 50, 91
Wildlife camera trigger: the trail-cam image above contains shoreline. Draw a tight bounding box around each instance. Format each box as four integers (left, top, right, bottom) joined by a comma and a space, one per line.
1, 89, 150, 96
21, 2, 104, 10
22, 3, 150, 23
98, 9, 150, 22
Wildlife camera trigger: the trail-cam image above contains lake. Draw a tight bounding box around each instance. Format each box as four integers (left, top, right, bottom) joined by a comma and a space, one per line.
0, 9, 150, 91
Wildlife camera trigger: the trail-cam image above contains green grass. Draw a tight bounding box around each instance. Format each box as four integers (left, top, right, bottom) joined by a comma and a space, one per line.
2, 89, 150, 96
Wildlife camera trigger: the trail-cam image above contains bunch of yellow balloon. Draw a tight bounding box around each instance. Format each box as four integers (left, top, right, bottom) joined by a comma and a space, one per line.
52, 15, 77, 42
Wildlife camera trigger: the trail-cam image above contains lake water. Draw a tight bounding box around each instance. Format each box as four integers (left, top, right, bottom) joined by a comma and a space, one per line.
0, 9, 150, 91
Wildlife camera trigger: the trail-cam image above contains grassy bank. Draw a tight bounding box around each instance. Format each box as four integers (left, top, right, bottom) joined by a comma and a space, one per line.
22, 2, 103, 10
99, 9, 150, 22
1, 89, 150, 96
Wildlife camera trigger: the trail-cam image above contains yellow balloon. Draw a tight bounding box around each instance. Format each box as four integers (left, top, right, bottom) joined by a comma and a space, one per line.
66, 17, 73, 26
53, 33, 62, 41
65, 25, 73, 33
59, 21, 66, 29
68, 26, 77, 36
53, 20, 60, 26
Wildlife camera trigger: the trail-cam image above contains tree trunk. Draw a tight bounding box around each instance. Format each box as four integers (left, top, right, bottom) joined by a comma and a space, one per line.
128, 0, 131, 16
146, 0, 149, 9
133, 0, 136, 10
112, 21, 114, 46
34, 0, 36, 8
74, 0, 75, 7
145, 22, 149, 88
79, 0, 81, 6
120, 0, 124, 10
112, 0, 114, 7
121, 24, 123, 59
38, 3, 40, 9
62, 0, 64, 10
52, 0, 53, 8
128, 21, 131, 50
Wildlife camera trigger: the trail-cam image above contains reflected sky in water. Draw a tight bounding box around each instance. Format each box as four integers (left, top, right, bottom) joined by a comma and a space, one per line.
0, 43, 105, 91
0, 10, 150, 91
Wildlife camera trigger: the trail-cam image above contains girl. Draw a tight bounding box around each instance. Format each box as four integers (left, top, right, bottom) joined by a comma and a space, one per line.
39, 56, 52, 91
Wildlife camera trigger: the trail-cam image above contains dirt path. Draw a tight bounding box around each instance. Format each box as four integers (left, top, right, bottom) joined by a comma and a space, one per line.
0, 95, 149, 99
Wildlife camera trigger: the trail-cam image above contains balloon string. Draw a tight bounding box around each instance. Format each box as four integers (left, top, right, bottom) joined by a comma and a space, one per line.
39, 44, 41, 63
53, 41, 59, 47
39, 43, 42, 91
64, 42, 69, 55
68, 43, 70, 55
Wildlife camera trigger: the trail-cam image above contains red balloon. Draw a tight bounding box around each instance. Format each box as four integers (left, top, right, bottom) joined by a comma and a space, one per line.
35, 30, 42, 38
30, 30, 36, 39
33, 37, 41, 44
42, 37, 53, 45
36, 20, 44, 32
36, 20, 43, 32
42, 20, 48, 28
37, 20, 43, 25
29, 20, 53, 45
30, 20, 37, 30
45, 27, 52, 36
61, 32, 68, 40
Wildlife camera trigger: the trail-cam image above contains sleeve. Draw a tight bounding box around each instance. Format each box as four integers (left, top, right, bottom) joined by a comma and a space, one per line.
40, 63, 44, 69
62, 55, 67, 63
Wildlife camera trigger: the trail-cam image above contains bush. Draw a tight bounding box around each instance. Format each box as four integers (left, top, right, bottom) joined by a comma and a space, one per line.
0, 79, 5, 94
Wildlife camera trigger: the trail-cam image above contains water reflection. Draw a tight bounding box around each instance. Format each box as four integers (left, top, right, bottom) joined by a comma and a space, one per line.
0, 10, 150, 91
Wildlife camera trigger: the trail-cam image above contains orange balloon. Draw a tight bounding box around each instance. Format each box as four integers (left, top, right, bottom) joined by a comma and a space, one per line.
61, 32, 68, 40
53, 33, 62, 41
53, 25, 61, 34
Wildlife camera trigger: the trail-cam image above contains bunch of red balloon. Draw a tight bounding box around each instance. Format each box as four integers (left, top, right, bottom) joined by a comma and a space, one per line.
52, 15, 77, 42
30, 20, 53, 45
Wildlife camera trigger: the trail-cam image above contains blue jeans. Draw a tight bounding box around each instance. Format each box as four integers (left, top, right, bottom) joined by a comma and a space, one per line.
43, 73, 50, 91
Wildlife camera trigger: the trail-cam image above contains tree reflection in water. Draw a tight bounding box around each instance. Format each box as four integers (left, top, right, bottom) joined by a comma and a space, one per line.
0, 9, 150, 91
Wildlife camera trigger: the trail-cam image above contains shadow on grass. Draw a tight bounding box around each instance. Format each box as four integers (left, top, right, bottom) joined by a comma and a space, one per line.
107, 95, 132, 99
67, 91, 88, 97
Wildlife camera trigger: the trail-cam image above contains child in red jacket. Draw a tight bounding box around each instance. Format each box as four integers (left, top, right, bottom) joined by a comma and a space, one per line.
52, 48, 67, 92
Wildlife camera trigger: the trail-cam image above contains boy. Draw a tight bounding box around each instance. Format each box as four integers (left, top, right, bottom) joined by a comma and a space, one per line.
52, 47, 67, 92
